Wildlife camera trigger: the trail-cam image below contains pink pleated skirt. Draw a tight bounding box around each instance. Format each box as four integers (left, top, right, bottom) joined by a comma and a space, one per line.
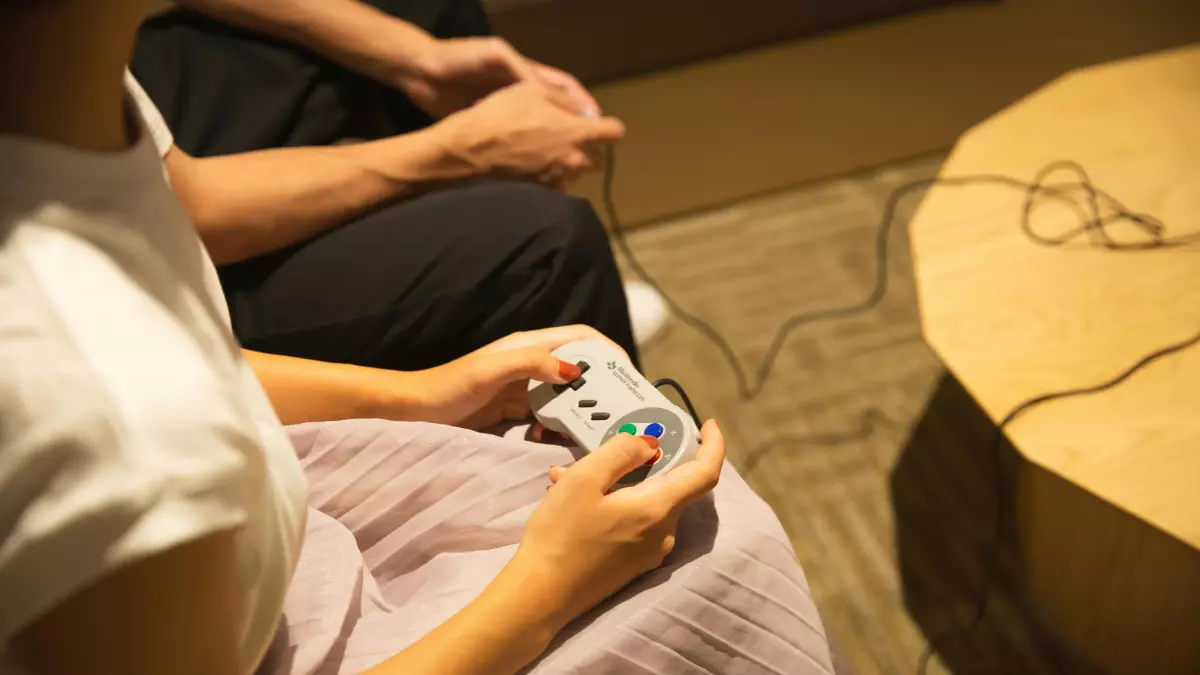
256, 419, 834, 675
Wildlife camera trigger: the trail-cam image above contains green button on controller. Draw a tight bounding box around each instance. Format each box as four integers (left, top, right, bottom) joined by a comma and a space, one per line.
618, 423, 638, 435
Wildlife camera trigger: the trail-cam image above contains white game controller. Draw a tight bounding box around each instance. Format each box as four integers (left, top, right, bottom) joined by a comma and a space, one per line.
529, 339, 700, 489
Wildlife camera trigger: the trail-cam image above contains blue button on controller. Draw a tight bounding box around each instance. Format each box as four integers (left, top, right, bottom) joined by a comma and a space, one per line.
644, 422, 665, 438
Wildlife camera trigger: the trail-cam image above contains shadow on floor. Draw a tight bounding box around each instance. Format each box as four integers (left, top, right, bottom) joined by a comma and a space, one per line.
889, 373, 1100, 675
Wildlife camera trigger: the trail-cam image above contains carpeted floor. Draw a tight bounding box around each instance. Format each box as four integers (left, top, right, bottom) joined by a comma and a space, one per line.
613, 154, 1074, 675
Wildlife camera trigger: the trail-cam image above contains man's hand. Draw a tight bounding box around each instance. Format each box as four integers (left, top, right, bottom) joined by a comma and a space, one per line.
400, 36, 599, 119
171, 1, 599, 122
405, 325, 629, 430
431, 81, 624, 189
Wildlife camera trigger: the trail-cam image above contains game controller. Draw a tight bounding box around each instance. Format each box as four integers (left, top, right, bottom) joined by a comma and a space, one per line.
529, 339, 700, 489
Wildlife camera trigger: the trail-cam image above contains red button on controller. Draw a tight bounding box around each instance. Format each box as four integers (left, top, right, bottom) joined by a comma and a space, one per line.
638, 436, 660, 465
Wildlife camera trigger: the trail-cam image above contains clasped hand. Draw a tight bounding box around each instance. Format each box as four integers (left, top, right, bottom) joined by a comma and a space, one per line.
398, 37, 624, 189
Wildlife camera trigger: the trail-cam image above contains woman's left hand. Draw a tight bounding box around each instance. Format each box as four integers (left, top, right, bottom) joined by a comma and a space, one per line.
407, 325, 629, 430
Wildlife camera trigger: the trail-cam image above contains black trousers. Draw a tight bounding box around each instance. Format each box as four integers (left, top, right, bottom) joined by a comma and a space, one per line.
130, 0, 638, 372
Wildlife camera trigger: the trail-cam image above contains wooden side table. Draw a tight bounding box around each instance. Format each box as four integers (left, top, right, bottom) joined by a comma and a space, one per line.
909, 45, 1200, 675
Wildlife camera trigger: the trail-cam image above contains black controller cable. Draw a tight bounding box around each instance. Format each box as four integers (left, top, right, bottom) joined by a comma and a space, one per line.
600, 145, 1200, 674
652, 378, 703, 428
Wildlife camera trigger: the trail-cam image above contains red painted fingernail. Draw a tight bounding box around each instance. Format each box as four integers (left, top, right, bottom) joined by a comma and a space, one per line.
639, 435, 659, 450
558, 360, 582, 380
712, 419, 719, 429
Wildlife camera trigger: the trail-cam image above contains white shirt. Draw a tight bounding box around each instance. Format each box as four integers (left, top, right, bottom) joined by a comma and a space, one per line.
0, 74, 308, 674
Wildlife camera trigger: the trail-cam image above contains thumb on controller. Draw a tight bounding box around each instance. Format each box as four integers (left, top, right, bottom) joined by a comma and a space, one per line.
564, 434, 659, 493
475, 346, 582, 387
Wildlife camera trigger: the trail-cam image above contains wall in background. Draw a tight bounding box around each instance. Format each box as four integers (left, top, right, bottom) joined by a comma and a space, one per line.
489, 0, 964, 85
499, 0, 1200, 227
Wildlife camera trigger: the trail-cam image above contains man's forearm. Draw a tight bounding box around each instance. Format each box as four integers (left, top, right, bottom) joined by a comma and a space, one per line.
167, 130, 473, 264
173, 0, 435, 86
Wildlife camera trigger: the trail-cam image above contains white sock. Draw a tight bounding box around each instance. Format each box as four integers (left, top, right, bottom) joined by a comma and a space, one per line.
623, 280, 669, 346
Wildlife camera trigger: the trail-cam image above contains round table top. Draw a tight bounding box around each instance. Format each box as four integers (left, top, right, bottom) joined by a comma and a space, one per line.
910, 45, 1200, 549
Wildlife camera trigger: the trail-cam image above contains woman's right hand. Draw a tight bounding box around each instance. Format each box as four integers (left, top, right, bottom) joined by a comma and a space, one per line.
430, 81, 625, 189
509, 419, 725, 628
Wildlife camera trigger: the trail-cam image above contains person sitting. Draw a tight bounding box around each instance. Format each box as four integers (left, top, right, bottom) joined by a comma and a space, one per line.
129, 0, 668, 372
0, 2, 836, 674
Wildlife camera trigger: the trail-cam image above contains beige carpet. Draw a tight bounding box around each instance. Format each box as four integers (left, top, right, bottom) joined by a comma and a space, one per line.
613, 155, 1073, 675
